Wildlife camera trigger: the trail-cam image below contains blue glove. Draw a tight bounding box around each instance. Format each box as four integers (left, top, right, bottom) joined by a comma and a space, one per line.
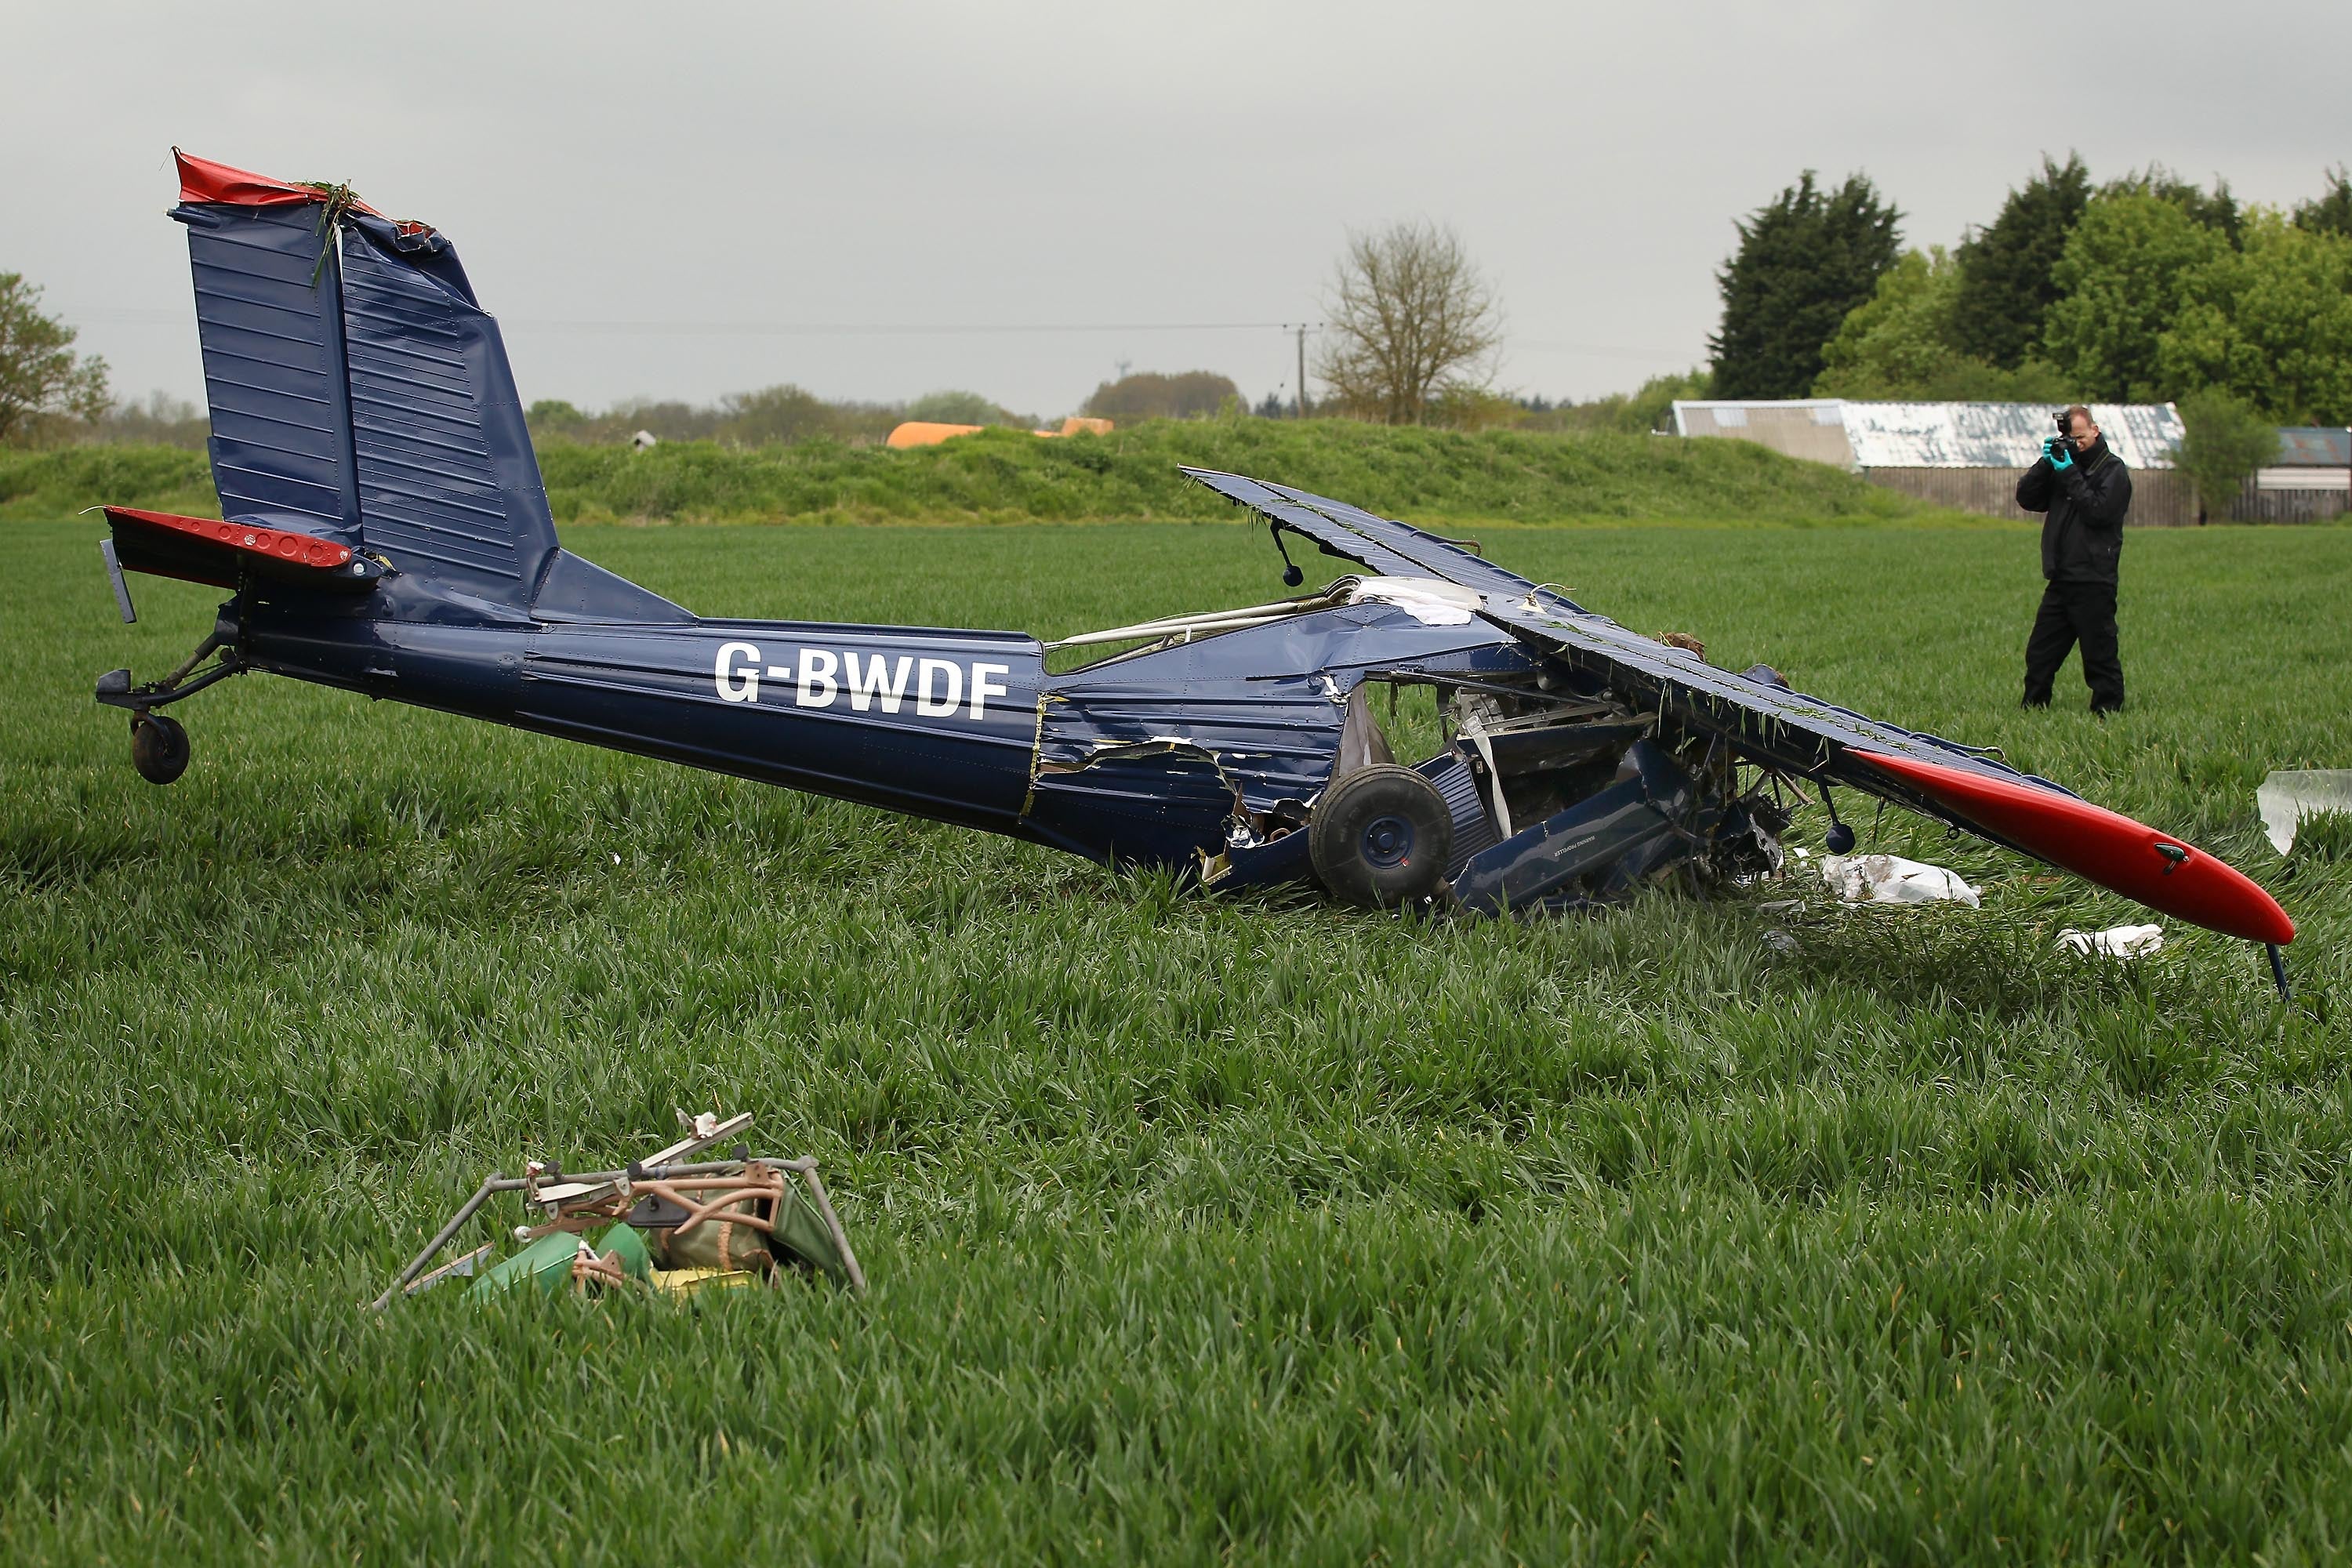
2046, 437, 2074, 472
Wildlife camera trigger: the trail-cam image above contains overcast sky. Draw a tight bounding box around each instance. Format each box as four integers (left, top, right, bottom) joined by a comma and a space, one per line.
9, 0, 2349, 419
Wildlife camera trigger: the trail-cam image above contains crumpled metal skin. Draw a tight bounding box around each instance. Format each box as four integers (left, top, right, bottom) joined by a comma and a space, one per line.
1451, 739, 1700, 914
1029, 609, 1536, 866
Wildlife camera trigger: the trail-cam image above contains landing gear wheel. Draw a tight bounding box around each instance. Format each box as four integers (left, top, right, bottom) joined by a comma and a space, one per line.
130, 712, 190, 786
1308, 764, 1453, 909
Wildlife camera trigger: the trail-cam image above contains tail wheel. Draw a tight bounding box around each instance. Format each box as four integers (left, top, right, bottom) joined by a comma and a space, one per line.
130, 713, 191, 786
1309, 764, 1453, 909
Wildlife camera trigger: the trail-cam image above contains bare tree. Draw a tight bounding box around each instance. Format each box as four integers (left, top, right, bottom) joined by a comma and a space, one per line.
0, 274, 111, 445
1315, 223, 1502, 424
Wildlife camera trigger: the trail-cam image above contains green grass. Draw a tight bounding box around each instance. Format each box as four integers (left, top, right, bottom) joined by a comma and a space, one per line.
2, 421, 1933, 528
3, 514, 2350, 1563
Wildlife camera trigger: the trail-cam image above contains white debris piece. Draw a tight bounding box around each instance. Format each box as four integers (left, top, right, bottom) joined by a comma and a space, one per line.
2257, 769, 2352, 855
1818, 853, 1980, 907
2057, 924, 2165, 959
1345, 577, 1483, 626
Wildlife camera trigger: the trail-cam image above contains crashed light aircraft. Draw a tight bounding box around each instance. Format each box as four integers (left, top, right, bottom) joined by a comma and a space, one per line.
95, 154, 2296, 991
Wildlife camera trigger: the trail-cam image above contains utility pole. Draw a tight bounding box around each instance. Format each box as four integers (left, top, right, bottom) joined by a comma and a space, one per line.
1292, 324, 1314, 419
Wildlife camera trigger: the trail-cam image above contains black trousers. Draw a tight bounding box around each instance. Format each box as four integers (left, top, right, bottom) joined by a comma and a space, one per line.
2023, 580, 2123, 711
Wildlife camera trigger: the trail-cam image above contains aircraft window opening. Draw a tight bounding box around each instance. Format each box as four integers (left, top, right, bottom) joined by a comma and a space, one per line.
1331, 673, 1451, 766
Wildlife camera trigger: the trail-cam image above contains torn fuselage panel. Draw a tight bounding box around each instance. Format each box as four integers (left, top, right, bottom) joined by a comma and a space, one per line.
1451, 738, 1707, 914
1022, 596, 1535, 869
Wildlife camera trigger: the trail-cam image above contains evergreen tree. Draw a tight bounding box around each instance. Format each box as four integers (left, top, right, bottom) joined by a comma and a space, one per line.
1709, 172, 1902, 399
2293, 165, 2352, 240
1950, 154, 2091, 369
2104, 165, 2242, 246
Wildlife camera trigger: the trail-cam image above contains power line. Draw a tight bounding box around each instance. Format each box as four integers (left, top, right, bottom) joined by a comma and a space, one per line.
71, 308, 1298, 337
1515, 339, 1703, 362
75, 309, 1690, 355
73, 307, 1700, 367
538, 320, 1298, 338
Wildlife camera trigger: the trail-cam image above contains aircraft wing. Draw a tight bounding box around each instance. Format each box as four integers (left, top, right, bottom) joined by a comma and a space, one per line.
1487, 594, 2291, 942
1186, 467, 2293, 943
1475, 593, 2071, 807
1183, 464, 2058, 804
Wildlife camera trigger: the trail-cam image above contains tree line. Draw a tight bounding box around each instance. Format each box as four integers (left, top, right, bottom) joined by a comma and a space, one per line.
1713, 158, 2352, 419
1704, 157, 2352, 514
522, 372, 1252, 446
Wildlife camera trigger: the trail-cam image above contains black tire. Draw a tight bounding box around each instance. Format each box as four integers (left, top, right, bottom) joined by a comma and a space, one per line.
130, 713, 191, 786
1308, 764, 1453, 909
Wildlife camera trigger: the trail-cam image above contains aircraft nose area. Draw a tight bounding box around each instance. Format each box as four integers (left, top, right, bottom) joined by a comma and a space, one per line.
1852, 751, 2294, 946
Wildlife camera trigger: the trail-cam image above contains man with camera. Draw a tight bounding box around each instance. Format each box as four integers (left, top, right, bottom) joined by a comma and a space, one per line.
2016, 404, 2132, 714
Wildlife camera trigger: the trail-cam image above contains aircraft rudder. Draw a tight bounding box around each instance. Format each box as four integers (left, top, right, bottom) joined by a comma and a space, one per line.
157, 152, 685, 624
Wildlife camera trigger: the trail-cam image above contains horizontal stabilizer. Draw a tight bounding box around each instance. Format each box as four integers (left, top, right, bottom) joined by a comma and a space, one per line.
102, 506, 390, 592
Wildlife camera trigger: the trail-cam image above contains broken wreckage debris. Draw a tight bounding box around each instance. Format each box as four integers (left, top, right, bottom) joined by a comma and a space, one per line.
375, 1111, 864, 1308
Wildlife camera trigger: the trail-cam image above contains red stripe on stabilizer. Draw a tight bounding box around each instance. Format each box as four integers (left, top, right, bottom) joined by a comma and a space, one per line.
1854, 750, 2294, 946
172, 147, 383, 216
103, 506, 354, 572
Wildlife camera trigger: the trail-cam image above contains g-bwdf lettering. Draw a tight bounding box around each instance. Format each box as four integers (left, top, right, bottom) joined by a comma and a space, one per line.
714, 641, 1009, 721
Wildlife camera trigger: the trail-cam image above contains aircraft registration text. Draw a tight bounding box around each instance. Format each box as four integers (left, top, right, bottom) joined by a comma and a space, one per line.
713, 641, 1011, 721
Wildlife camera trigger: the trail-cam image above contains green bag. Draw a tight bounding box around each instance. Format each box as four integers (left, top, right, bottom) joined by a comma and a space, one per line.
467, 1232, 584, 1298
652, 1196, 772, 1274
768, 1181, 854, 1285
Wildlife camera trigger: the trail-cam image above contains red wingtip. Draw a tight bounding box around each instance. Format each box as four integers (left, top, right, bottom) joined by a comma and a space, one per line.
1853, 750, 2294, 946
172, 148, 380, 216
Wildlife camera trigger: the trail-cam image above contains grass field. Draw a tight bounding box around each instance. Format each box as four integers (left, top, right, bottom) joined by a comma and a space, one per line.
3, 511, 2350, 1563
0, 422, 1929, 528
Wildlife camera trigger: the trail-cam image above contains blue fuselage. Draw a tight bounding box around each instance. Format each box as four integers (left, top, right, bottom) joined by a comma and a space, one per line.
239, 591, 1535, 871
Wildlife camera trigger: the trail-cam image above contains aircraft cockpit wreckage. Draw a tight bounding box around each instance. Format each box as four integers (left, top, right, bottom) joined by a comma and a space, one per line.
95, 154, 2297, 992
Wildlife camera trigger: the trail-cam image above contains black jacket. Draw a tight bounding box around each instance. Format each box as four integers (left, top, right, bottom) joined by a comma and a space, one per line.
2016, 437, 2131, 585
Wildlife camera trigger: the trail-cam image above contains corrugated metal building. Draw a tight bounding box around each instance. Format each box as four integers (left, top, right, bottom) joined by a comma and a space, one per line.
2246, 426, 2350, 522
1674, 400, 2198, 525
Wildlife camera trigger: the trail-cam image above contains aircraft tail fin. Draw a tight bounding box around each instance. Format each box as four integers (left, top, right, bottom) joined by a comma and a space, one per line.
159, 150, 681, 622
